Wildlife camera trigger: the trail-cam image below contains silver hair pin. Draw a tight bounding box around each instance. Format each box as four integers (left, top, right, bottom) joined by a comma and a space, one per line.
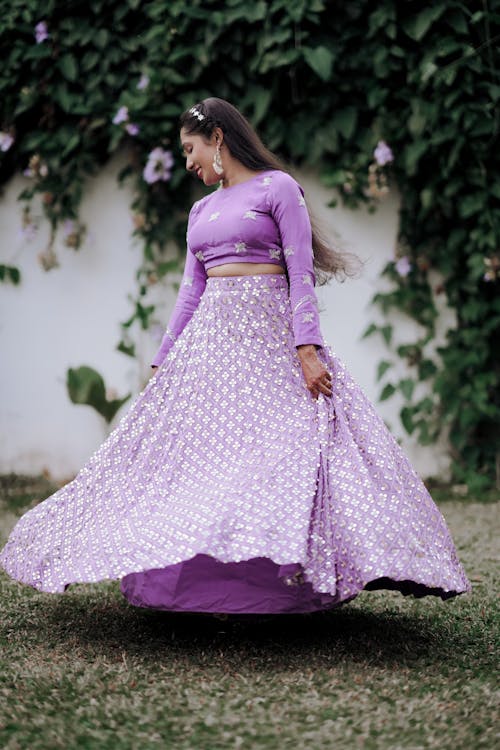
189, 106, 205, 121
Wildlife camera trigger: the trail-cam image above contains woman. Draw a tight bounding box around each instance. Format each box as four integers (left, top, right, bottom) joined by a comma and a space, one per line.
0, 98, 471, 614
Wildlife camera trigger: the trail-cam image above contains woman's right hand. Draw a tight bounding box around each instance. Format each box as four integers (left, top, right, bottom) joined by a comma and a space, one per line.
296, 345, 332, 400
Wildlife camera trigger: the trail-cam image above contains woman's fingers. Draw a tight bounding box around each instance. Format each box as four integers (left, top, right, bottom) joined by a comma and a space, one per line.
307, 386, 330, 399
307, 371, 332, 398
301, 356, 333, 399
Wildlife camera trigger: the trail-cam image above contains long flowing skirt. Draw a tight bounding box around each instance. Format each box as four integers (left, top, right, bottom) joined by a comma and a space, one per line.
0, 274, 471, 613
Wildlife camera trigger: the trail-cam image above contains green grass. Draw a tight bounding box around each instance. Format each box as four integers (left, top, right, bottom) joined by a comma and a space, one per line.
0, 478, 498, 750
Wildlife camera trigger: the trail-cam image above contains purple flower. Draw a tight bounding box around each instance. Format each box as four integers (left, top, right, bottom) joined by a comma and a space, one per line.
19, 223, 38, 242
395, 256, 412, 277
0, 131, 14, 152
112, 106, 129, 125
143, 147, 174, 184
63, 219, 76, 238
126, 123, 140, 136
374, 140, 394, 166
137, 74, 150, 91
35, 21, 49, 44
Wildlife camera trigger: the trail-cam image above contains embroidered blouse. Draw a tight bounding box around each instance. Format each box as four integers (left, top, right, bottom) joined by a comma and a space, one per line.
151, 169, 324, 367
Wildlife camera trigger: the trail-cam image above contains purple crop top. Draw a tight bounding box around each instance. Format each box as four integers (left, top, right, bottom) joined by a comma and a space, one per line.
151, 169, 325, 367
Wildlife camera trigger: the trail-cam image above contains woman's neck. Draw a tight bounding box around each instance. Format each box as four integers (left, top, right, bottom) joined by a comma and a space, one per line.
219, 161, 262, 189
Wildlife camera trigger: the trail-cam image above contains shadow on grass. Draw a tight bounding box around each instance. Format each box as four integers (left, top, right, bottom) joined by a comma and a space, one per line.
3, 577, 477, 673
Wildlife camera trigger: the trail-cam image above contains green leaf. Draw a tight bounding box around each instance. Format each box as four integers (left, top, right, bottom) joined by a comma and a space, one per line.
376, 360, 392, 381
303, 45, 335, 81
81, 51, 101, 72
362, 323, 377, 339
223, 1, 267, 23
66, 366, 105, 413
381, 325, 393, 345
491, 182, 500, 201
380, 383, 396, 401
402, 6, 447, 41
58, 53, 78, 82
61, 132, 80, 158
459, 194, 484, 219
400, 406, 415, 434
419, 188, 433, 210
332, 107, 357, 139
116, 340, 136, 358
253, 87, 272, 126
399, 378, 415, 400
418, 359, 438, 380
54, 83, 75, 113
0, 264, 21, 284
408, 100, 427, 137
66, 366, 131, 423
446, 10, 468, 35
404, 140, 427, 176
94, 29, 110, 48
156, 260, 182, 277
421, 60, 438, 83
367, 87, 387, 109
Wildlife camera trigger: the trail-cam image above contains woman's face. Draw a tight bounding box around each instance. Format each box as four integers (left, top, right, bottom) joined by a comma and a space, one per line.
180, 126, 221, 186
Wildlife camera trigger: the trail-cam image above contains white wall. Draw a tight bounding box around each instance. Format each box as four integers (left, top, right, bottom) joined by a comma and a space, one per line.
0, 152, 451, 482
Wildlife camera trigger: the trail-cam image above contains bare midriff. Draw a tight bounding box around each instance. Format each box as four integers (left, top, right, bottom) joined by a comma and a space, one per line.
206, 262, 286, 277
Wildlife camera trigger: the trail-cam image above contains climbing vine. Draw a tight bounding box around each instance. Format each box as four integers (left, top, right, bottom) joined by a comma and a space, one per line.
1, 0, 499, 488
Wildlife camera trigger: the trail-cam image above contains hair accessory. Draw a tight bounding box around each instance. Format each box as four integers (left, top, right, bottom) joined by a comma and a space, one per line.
212, 142, 224, 175
189, 106, 205, 121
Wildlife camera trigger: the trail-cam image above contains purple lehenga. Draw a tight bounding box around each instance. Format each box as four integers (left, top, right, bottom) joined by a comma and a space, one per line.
0, 169, 471, 612
0, 274, 471, 613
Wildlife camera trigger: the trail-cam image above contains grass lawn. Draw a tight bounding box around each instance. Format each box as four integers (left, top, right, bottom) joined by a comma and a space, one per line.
0, 477, 498, 750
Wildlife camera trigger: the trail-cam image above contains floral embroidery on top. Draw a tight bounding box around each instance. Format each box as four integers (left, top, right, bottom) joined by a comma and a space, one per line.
301, 312, 315, 323
268, 248, 281, 260
302, 274, 312, 285
243, 210, 257, 220
208, 212, 220, 222
298, 195, 306, 207
195, 251, 204, 261
293, 294, 316, 313
284, 246, 295, 257
235, 241, 247, 253
165, 326, 177, 342
261, 176, 272, 186
183, 276, 194, 286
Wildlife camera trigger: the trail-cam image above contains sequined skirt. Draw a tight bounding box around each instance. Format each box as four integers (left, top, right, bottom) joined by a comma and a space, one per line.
0, 274, 471, 612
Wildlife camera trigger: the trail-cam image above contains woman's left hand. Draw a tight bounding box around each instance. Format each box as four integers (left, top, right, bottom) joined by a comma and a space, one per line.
297, 344, 332, 399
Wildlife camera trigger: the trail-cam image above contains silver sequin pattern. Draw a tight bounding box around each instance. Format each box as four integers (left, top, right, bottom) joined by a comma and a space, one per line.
0, 275, 471, 604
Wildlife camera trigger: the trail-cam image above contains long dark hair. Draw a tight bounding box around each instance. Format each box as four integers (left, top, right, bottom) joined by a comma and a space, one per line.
179, 97, 360, 285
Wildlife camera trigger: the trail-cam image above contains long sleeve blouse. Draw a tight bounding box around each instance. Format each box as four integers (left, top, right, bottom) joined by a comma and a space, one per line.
151, 169, 324, 367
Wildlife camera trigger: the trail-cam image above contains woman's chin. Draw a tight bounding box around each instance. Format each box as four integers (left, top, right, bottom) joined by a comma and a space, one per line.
203, 174, 221, 187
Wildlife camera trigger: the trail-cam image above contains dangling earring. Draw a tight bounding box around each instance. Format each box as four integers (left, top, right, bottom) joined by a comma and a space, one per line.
212, 142, 224, 175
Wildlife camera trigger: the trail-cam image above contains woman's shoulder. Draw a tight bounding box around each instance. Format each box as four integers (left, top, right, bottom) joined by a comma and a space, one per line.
265, 169, 304, 205
189, 192, 214, 219
267, 169, 297, 182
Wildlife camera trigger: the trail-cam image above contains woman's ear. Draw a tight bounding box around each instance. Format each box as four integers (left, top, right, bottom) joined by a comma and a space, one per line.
212, 126, 224, 146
